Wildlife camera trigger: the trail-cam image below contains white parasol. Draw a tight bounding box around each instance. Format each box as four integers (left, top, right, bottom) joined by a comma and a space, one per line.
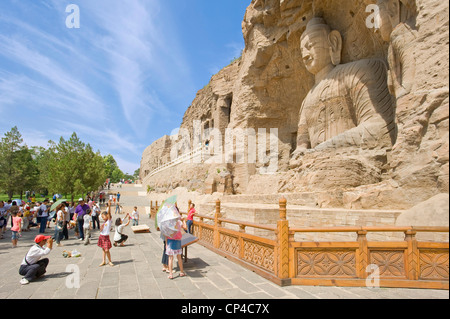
157, 202, 182, 238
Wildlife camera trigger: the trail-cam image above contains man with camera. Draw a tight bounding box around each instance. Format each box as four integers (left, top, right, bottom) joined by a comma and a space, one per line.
19, 235, 54, 285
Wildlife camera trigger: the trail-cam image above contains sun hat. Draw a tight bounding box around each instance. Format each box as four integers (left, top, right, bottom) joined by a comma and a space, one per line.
34, 235, 51, 244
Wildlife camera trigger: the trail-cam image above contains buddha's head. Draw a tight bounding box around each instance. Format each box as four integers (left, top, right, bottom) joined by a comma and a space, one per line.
377, 0, 400, 41
300, 17, 342, 76
377, 0, 417, 41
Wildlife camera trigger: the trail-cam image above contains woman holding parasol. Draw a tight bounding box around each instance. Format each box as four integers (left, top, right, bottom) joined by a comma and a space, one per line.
157, 197, 187, 279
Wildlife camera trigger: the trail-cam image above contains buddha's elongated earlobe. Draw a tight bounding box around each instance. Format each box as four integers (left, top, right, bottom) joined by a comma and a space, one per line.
328, 30, 342, 66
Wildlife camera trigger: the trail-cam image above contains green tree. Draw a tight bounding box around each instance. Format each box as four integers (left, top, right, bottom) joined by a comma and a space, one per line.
13, 148, 40, 199
103, 154, 118, 177
133, 168, 140, 180
42, 133, 106, 201
103, 154, 125, 183
110, 167, 124, 183
0, 127, 38, 200
34, 144, 56, 197
82, 144, 106, 194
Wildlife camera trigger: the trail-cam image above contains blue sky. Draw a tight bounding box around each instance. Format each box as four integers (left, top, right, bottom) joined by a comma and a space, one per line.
0, 0, 249, 174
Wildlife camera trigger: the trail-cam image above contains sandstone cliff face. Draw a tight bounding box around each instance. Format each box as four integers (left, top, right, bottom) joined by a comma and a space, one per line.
141, 0, 449, 210
140, 135, 172, 179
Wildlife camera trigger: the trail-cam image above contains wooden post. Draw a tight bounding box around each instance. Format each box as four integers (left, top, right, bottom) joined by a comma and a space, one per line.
357, 230, 369, 279
213, 199, 221, 249
279, 197, 287, 220
277, 197, 291, 286
150, 201, 153, 218
405, 229, 419, 280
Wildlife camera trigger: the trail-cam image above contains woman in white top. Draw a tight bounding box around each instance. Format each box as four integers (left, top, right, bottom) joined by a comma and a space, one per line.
54, 204, 65, 247
97, 201, 114, 267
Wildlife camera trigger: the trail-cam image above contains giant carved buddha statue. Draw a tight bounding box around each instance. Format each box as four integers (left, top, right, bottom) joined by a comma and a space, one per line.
294, 17, 397, 155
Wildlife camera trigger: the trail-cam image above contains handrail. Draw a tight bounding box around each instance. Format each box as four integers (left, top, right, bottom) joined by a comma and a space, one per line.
290, 226, 450, 233
408, 226, 449, 232
193, 213, 215, 221
174, 209, 449, 235
218, 217, 277, 231
151, 198, 449, 289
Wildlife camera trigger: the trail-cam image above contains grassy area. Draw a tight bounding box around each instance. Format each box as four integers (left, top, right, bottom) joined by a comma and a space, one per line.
0, 193, 83, 203
0, 194, 44, 202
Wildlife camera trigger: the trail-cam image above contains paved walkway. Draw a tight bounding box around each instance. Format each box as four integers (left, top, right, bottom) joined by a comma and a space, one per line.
0, 185, 448, 300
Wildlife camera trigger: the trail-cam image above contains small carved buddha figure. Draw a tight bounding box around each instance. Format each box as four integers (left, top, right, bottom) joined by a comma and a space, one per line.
294, 17, 397, 155
377, 0, 417, 99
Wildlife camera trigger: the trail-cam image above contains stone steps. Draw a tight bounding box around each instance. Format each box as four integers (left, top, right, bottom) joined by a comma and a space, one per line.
107, 185, 150, 216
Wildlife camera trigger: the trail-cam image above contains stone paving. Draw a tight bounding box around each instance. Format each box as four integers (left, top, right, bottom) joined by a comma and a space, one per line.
0, 185, 448, 300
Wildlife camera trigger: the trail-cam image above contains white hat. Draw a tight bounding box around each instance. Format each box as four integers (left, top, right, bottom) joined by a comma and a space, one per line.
78, 198, 84, 202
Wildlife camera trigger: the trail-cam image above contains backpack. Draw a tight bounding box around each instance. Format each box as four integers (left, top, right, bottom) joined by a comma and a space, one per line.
37, 207, 44, 217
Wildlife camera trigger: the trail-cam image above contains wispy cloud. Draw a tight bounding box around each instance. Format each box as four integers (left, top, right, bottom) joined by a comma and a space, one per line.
0, 0, 213, 173
52, 119, 144, 157
81, 0, 193, 138
21, 129, 52, 149
0, 34, 108, 119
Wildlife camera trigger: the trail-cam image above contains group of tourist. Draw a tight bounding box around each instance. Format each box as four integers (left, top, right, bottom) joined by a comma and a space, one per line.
12, 196, 144, 284
0, 197, 105, 246
14, 199, 123, 284
1, 199, 36, 241
2, 191, 197, 286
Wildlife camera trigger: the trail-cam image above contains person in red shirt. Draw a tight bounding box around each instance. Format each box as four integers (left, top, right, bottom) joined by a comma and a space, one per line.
11, 211, 22, 248
186, 203, 196, 234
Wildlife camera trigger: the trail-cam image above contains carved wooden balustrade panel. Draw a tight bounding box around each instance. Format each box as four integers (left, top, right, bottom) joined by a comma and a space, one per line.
200, 226, 214, 247
369, 250, 407, 278
296, 249, 358, 278
419, 248, 449, 281
242, 239, 275, 273
219, 232, 239, 257
192, 224, 199, 238
154, 202, 449, 289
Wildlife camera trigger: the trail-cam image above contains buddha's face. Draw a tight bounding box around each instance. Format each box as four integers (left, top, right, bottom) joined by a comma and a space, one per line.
300, 28, 333, 75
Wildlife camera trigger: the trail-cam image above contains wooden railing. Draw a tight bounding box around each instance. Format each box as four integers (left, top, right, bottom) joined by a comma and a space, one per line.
150, 198, 449, 289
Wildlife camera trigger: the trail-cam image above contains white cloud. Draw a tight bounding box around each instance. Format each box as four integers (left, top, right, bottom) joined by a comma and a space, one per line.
20, 129, 52, 149
82, 0, 194, 137
0, 0, 199, 174
51, 119, 143, 156
0, 34, 108, 119
83, 1, 162, 138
